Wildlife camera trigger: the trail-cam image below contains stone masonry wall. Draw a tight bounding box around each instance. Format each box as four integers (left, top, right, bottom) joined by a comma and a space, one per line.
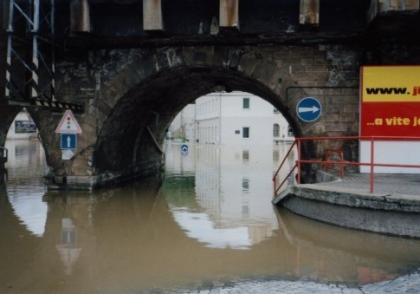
39, 44, 363, 187
0, 44, 364, 188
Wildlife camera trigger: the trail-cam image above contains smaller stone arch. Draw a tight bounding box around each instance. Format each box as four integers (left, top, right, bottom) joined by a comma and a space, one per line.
0, 105, 64, 183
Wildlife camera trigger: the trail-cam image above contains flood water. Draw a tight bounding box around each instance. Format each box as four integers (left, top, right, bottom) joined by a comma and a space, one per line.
1, 140, 420, 293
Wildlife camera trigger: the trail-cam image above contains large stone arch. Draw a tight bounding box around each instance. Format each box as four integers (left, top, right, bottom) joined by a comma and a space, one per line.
94, 65, 300, 174
47, 45, 360, 189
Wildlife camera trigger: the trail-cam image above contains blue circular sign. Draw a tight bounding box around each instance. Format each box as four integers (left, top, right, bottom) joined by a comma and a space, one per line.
180, 144, 189, 155
296, 97, 322, 122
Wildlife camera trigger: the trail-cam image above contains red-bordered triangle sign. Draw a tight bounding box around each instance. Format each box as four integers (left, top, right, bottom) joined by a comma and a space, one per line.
55, 110, 82, 134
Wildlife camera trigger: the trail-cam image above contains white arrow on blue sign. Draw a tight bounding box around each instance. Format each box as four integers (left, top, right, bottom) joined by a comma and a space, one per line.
296, 97, 322, 122
60, 134, 77, 150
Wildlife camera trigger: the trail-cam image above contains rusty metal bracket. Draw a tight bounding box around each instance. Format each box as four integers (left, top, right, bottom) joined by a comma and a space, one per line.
146, 126, 164, 155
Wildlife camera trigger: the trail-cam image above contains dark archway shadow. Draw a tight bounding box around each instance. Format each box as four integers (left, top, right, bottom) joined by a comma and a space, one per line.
94, 66, 301, 178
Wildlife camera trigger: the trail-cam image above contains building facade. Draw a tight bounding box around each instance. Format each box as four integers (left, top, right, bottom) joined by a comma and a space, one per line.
169, 91, 294, 145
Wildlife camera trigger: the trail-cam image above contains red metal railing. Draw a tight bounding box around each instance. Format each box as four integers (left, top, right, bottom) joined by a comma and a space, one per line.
273, 136, 420, 196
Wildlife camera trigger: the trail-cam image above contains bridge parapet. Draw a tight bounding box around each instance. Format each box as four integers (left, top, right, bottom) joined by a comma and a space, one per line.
64, 0, 369, 48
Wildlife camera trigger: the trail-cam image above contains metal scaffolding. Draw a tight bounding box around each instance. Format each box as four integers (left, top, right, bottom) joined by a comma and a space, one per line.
4, 0, 83, 112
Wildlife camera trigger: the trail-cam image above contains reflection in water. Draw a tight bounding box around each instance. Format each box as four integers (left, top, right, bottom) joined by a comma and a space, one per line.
0, 141, 420, 293
171, 209, 251, 249
5, 139, 47, 237
164, 143, 280, 249
56, 218, 82, 275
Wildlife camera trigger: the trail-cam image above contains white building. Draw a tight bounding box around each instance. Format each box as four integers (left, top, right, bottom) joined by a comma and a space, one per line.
164, 92, 297, 249
168, 91, 294, 145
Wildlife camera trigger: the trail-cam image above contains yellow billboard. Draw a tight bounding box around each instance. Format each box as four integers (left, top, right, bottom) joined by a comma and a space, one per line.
362, 66, 420, 102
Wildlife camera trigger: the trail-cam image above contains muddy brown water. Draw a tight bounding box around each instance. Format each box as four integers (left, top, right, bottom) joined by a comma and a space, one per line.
1, 140, 420, 293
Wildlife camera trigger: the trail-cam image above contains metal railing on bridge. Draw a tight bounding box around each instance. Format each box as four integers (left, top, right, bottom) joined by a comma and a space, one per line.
273, 136, 420, 196
3, 0, 83, 112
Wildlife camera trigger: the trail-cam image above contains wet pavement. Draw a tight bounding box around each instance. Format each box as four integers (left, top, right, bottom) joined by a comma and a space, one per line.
315, 173, 420, 196
1, 140, 420, 293
173, 270, 420, 293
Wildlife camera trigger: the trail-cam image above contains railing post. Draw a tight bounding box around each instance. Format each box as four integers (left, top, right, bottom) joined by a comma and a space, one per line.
370, 138, 375, 193
297, 139, 302, 184
272, 140, 298, 195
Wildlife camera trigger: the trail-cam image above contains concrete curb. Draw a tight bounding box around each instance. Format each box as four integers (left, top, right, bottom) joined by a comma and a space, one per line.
274, 185, 420, 238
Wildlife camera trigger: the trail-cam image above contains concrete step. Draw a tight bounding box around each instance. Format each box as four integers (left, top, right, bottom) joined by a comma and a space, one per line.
272, 187, 293, 205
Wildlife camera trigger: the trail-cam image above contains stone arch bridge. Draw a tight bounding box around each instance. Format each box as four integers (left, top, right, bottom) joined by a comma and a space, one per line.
0, 0, 419, 189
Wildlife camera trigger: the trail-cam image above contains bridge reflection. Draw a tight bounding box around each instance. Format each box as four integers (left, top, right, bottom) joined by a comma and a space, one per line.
5, 139, 47, 237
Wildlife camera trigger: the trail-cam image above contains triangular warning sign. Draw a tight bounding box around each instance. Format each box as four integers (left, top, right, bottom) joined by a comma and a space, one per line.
55, 110, 82, 134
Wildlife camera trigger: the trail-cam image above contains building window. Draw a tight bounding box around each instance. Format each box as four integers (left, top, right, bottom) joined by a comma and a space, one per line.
242, 178, 249, 192
242, 150, 249, 161
273, 123, 280, 137
288, 126, 294, 137
242, 127, 250, 138
243, 98, 250, 109
235, 130, 240, 134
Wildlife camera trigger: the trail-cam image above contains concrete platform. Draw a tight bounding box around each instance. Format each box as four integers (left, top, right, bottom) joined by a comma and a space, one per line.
274, 173, 420, 238
314, 173, 420, 197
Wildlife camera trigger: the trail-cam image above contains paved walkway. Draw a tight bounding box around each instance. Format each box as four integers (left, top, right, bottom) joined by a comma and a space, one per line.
315, 173, 420, 196
174, 270, 420, 294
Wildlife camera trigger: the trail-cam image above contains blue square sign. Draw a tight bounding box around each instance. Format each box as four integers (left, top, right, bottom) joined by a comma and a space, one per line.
60, 134, 77, 150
